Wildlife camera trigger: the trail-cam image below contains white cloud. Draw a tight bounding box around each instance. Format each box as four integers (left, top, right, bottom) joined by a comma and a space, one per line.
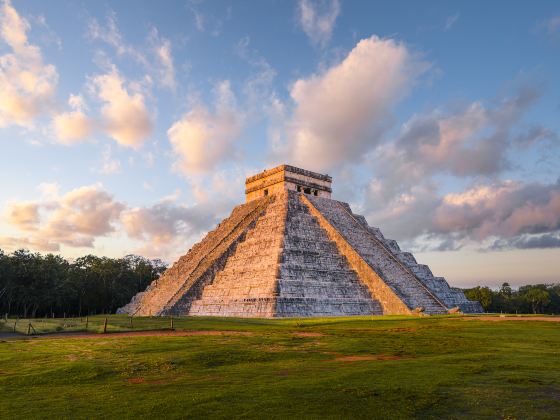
491, 232, 560, 250
52, 111, 92, 144
1, 184, 125, 251
148, 27, 175, 90
87, 11, 146, 65
365, 86, 543, 208
191, 8, 205, 32
90, 67, 153, 148
0, 236, 60, 252
234, 36, 277, 111
436, 180, 560, 240
52, 94, 93, 144
37, 182, 60, 199
444, 13, 460, 31
544, 16, 560, 36
122, 202, 209, 246
363, 178, 560, 252
0, 0, 58, 128
52, 11, 163, 147
273, 35, 428, 171
349, 80, 558, 253
52, 68, 154, 147
89, 13, 176, 91
1, 182, 232, 259
188, 2, 224, 37
5, 201, 40, 231
168, 80, 243, 175
98, 145, 121, 174
297, 0, 340, 47
121, 191, 233, 260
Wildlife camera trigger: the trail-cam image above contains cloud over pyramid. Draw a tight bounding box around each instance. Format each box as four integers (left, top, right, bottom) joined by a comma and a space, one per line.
120, 165, 482, 317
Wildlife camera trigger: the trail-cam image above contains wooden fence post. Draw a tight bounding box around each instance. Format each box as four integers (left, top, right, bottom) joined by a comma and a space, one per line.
27, 322, 31, 335
13, 317, 18, 333
85, 316, 89, 330
129, 317, 133, 329
170, 315, 174, 330
103, 317, 108, 334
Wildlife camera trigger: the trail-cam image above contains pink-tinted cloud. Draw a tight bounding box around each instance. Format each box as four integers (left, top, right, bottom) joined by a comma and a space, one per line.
365, 178, 560, 251
1, 184, 125, 251
273, 35, 429, 171
297, 0, 340, 47
0, 0, 58, 128
168, 81, 242, 175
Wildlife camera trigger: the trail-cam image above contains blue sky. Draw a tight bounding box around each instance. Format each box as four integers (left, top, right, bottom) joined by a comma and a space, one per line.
1, 0, 559, 287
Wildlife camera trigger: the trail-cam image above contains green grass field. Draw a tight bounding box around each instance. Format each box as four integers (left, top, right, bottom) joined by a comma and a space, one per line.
1, 315, 559, 419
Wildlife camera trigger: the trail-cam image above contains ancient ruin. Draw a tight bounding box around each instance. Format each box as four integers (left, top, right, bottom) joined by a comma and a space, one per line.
119, 165, 482, 317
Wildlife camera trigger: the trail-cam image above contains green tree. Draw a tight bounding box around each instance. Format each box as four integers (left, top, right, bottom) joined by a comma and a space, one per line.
500, 282, 512, 297
0, 248, 166, 317
464, 286, 493, 311
522, 288, 550, 314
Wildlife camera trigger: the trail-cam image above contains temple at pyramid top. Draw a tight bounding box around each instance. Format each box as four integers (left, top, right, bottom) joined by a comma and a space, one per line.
245, 164, 332, 202
120, 164, 482, 318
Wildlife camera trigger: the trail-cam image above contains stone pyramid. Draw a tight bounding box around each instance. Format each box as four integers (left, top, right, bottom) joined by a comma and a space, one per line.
119, 165, 482, 317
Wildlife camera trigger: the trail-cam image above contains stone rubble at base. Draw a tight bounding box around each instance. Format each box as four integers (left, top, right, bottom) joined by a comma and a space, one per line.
118, 165, 482, 317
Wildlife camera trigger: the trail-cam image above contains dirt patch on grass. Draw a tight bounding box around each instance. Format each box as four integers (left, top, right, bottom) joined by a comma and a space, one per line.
25, 330, 253, 340
127, 376, 174, 385
261, 344, 287, 352
293, 331, 325, 337
462, 316, 560, 322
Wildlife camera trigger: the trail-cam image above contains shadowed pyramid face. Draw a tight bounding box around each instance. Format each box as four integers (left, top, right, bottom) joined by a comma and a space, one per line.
119, 166, 482, 318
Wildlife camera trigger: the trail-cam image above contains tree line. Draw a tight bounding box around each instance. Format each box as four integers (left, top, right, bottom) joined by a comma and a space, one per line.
1, 249, 559, 317
0, 249, 166, 318
463, 283, 560, 314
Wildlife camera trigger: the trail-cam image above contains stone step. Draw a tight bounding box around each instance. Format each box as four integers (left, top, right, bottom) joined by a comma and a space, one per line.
189, 297, 276, 317
275, 297, 383, 317
199, 284, 277, 299
282, 236, 339, 253
279, 267, 361, 282
277, 280, 372, 299
280, 250, 353, 268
